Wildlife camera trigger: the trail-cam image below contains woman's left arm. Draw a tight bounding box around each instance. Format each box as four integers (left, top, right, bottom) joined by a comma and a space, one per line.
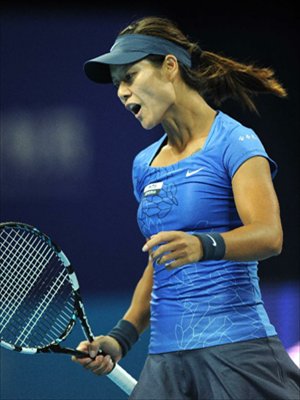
144, 156, 283, 267
221, 155, 283, 261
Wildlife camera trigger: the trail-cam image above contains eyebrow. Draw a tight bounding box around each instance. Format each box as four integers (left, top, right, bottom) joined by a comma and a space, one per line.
110, 64, 134, 86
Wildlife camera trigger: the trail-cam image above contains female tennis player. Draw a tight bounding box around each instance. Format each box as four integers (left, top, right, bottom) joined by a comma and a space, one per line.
73, 16, 300, 399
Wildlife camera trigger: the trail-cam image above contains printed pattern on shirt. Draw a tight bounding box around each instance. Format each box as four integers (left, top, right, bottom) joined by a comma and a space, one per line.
132, 111, 277, 353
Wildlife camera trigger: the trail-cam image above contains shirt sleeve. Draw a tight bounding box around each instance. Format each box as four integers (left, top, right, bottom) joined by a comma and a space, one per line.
222, 126, 278, 179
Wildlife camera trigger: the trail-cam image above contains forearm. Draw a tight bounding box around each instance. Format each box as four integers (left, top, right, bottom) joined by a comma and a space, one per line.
122, 261, 153, 334
221, 221, 283, 261
145, 218, 283, 269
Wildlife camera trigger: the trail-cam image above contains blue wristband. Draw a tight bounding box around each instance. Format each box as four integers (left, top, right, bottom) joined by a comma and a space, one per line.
193, 233, 226, 260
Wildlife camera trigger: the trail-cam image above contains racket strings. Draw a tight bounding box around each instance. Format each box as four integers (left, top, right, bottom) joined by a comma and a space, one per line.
0, 251, 54, 322
0, 229, 54, 332
4, 280, 75, 348
0, 228, 52, 290
16, 270, 71, 346
0, 227, 76, 348
1, 229, 43, 283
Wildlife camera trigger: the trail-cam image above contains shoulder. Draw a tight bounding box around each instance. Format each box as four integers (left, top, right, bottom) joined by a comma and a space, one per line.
215, 112, 277, 178
211, 111, 265, 153
214, 111, 257, 144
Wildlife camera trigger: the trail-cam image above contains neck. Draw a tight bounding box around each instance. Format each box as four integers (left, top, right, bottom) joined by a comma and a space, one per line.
161, 88, 217, 151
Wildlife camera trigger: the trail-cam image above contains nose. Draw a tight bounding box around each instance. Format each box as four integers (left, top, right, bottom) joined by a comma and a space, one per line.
118, 82, 131, 104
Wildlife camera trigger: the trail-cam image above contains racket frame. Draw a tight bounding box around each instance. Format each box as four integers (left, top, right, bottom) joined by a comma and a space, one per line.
0, 222, 137, 395
0, 222, 93, 355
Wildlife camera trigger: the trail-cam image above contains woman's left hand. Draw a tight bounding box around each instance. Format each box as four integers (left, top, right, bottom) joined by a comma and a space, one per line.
142, 231, 202, 269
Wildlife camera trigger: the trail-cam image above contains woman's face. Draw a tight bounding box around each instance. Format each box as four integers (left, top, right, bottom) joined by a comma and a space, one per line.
110, 59, 176, 130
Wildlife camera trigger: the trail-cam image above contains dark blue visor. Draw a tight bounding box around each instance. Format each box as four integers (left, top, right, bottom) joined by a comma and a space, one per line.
84, 34, 192, 84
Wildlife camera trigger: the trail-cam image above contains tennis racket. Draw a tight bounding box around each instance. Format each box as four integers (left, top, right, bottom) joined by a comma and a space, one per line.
0, 221, 137, 396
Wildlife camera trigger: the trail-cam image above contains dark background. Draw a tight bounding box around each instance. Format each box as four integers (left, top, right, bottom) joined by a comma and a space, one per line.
0, 2, 299, 399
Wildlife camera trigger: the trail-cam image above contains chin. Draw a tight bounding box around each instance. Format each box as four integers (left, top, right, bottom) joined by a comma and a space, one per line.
140, 118, 160, 131
142, 124, 155, 130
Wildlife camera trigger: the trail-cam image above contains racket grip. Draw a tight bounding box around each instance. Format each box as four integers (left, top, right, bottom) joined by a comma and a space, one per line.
107, 363, 137, 395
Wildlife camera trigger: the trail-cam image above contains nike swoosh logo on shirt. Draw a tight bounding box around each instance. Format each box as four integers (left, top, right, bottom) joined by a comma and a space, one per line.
186, 167, 205, 177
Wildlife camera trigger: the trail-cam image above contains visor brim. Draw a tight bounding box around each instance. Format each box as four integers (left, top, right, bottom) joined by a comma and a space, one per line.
84, 50, 148, 83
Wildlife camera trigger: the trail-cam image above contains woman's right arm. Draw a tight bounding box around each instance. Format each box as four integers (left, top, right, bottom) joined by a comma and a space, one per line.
122, 258, 153, 334
72, 259, 153, 375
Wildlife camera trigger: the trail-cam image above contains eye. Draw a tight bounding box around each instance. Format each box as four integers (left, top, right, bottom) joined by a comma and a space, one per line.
112, 69, 136, 89
124, 72, 135, 84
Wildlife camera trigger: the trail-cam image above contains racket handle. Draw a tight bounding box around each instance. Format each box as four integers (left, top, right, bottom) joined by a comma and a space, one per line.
107, 363, 137, 395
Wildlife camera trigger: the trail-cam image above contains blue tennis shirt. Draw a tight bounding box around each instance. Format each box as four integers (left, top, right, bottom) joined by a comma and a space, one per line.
132, 111, 277, 354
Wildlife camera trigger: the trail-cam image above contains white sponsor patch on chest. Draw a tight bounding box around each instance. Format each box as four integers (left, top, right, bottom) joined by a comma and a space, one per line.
143, 182, 164, 196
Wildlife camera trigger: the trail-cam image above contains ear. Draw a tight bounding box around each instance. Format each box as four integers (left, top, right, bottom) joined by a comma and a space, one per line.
163, 54, 179, 81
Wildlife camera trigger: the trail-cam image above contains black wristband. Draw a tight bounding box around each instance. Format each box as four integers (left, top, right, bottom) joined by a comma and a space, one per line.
107, 319, 139, 357
193, 232, 226, 260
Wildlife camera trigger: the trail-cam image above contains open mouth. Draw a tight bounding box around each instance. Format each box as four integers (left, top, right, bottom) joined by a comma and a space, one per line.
127, 103, 141, 116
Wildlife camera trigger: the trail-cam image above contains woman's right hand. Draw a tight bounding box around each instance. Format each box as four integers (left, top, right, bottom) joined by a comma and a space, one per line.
71, 335, 122, 376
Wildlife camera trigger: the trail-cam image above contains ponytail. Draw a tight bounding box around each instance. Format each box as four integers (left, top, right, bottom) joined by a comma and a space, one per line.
182, 47, 287, 112
120, 16, 287, 113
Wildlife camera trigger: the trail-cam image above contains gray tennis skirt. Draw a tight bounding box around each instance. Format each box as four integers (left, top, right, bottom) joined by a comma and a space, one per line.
129, 336, 300, 400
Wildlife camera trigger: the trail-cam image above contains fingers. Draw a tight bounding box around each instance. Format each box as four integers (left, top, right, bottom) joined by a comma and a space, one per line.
143, 231, 183, 264
153, 246, 183, 266
142, 231, 177, 253
80, 354, 114, 375
142, 231, 202, 269
72, 336, 119, 376
72, 337, 102, 360
71, 340, 95, 365
72, 350, 114, 375
71, 340, 90, 361
88, 339, 102, 359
